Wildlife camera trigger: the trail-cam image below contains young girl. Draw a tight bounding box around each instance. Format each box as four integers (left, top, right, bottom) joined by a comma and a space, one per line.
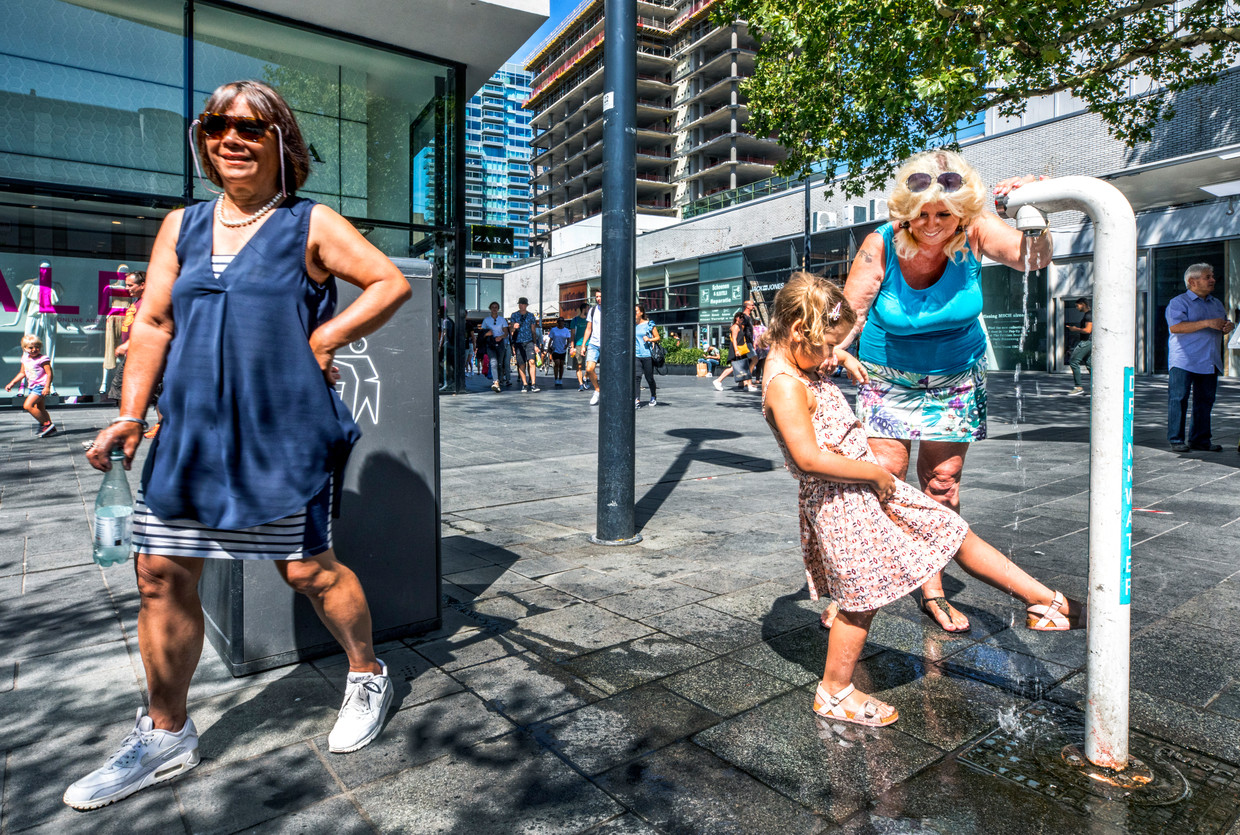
761, 272, 1082, 727
6, 335, 57, 437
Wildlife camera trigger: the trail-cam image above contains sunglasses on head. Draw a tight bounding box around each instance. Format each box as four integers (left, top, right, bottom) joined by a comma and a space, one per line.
198, 112, 273, 140
906, 172, 964, 193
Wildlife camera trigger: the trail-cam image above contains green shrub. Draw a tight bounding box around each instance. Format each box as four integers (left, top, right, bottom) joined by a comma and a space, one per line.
658, 334, 705, 365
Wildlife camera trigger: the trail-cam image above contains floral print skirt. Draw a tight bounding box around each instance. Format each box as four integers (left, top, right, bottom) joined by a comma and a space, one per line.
854, 360, 987, 442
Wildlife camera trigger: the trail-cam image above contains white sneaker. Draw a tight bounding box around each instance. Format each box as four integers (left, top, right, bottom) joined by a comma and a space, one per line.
712, 378, 723, 391
63, 709, 199, 810
590, 390, 600, 406
649, 397, 657, 407
327, 660, 392, 753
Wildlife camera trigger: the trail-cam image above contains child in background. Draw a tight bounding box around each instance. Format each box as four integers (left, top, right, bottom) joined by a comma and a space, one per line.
6, 335, 57, 437
549, 318, 573, 387
761, 272, 1082, 727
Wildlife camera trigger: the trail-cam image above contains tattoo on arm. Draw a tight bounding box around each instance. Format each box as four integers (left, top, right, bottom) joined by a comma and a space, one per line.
858, 248, 874, 264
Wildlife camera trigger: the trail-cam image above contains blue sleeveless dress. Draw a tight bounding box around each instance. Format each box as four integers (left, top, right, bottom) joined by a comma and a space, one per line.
139, 197, 360, 538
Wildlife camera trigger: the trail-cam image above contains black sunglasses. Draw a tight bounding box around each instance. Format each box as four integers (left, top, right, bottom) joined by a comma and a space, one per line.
198, 112, 273, 140
906, 172, 964, 193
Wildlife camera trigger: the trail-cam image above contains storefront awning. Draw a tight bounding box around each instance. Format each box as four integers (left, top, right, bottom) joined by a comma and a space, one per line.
1102, 144, 1240, 211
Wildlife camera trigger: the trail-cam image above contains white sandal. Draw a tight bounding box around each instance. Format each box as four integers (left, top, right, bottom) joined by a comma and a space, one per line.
812, 683, 898, 727
1026, 591, 1085, 631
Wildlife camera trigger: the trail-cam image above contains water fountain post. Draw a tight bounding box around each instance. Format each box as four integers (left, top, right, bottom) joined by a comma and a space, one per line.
1004, 177, 1137, 771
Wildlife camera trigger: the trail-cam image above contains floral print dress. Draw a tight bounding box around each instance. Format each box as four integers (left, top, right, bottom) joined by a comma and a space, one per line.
763, 369, 969, 611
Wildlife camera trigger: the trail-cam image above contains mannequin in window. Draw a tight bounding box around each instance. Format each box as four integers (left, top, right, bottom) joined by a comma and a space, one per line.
5, 264, 65, 376
100, 265, 132, 395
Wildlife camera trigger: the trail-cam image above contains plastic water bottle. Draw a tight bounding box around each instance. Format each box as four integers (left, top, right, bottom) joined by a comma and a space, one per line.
93, 450, 134, 567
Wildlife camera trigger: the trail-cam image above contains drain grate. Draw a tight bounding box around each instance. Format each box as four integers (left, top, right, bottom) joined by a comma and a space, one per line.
958, 702, 1240, 834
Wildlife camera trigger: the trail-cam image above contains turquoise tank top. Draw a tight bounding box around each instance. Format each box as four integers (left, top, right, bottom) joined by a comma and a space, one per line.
857, 223, 986, 375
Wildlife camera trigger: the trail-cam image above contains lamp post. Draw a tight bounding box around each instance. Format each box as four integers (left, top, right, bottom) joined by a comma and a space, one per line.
595, 0, 640, 545
534, 243, 545, 328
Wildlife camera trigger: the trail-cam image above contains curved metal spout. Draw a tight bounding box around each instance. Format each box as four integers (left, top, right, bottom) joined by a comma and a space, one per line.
1005, 177, 1138, 771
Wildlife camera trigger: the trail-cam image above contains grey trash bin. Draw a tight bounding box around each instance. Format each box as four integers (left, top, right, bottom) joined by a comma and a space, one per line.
199, 259, 441, 675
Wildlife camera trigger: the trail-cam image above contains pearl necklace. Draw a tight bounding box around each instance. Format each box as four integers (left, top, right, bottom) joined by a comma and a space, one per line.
216, 192, 283, 228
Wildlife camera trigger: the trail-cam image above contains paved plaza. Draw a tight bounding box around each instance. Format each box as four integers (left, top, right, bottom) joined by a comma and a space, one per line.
2, 370, 1239, 833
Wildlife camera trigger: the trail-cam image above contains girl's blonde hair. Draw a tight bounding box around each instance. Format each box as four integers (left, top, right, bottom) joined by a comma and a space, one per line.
20, 335, 43, 353
888, 149, 986, 263
762, 272, 856, 351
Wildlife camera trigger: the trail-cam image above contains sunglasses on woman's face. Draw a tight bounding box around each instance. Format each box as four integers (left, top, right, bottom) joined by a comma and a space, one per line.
906, 172, 964, 193
198, 112, 272, 141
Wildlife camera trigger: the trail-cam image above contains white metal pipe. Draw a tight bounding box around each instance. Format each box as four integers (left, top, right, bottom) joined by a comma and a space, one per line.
1004, 177, 1137, 770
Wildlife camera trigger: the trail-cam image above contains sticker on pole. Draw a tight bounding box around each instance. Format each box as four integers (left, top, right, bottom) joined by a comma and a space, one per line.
1120, 367, 1134, 605
603, 91, 615, 112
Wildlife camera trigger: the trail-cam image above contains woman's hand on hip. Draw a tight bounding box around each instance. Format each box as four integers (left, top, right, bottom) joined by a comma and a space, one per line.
86, 423, 143, 471
309, 334, 338, 385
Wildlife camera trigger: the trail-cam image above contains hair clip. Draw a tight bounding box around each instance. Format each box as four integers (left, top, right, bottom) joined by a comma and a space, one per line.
828, 302, 842, 322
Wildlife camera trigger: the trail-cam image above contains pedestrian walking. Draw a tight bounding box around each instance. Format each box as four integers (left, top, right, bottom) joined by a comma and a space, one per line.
5, 335, 57, 437
1067, 297, 1092, 395
581, 289, 603, 405
482, 301, 509, 392
570, 302, 590, 390
549, 317, 573, 387
69, 80, 411, 811
634, 303, 661, 407
761, 272, 1082, 728
509, 296, 541, 392
713, 310, 755, 392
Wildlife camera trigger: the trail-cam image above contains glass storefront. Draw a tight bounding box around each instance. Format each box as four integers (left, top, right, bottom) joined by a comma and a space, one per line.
2, 0, 465, 400
980, 264, 1048, 372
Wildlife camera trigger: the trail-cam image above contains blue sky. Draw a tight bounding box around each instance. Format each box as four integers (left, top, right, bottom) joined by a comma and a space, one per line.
510, 0, 580, 65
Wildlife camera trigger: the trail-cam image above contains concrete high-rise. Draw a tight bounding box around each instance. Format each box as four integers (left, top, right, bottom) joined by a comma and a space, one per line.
524, 0, 786, 245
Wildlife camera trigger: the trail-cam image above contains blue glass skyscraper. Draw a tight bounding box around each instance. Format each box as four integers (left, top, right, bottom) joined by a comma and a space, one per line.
465, 62, 533, 271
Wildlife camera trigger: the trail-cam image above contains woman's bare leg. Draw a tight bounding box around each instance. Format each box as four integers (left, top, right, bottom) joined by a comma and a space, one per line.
135, 554, 206, 732
276, 550, 380, 675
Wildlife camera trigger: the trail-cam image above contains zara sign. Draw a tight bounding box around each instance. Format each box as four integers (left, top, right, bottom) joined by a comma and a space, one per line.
469, 225, 515, 255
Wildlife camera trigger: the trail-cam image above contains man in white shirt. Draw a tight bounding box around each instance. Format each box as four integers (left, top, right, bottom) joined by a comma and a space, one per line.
579, 288, 603, 405
482, 301, 510, 392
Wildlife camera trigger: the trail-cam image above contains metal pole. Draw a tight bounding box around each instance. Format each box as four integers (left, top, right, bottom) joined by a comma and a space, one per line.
538, 245, 545, 330
595, 0, 640, 545
803, 175, 811, 269
1005, 177, 1137, 770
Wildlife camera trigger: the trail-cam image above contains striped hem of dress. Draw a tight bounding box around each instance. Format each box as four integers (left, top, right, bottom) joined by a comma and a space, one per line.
133, 477, 333, 561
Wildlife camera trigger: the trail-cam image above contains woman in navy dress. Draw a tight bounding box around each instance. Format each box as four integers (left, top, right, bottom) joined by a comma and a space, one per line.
70, 81, 411, 811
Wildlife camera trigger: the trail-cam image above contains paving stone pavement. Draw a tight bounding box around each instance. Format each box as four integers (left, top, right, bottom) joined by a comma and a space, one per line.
2, 370, 1239, 834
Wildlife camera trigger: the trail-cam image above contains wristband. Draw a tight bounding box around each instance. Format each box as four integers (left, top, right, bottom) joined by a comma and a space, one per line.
111, 416, 149, 430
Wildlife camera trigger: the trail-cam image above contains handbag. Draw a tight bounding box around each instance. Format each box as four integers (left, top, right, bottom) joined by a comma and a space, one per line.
650, 341, 667, 374
734, 343, 751, 358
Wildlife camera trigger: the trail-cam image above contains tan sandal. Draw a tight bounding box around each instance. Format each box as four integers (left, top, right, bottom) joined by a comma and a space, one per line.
1026, 591, 1085, 631
812, 683, 898, 727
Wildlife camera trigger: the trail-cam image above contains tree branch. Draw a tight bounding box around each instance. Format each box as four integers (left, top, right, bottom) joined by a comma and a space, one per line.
978, 24, 1240, 109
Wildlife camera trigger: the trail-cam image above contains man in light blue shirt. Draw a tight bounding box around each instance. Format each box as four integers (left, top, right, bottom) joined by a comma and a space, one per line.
1166, 263, 1234, 451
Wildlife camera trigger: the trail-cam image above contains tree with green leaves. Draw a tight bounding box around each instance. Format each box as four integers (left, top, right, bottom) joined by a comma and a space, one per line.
715, 0, 1240, 196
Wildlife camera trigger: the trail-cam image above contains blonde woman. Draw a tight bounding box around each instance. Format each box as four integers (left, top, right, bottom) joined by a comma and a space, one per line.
834, 150, 1051, 633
